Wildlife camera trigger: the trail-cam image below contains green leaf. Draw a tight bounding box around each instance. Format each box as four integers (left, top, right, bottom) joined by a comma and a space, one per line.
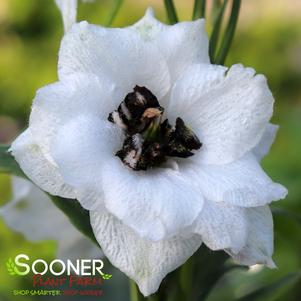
215, 0, 241, 65
0, 145, 26, 178
105, 0, 123, 27
50, 195, 97, 245
164, 0, 179, 24
236, 272, 301, 301
192, 0, 206, 20
102, 273, 112, 280
192, 246, 229, 300
272, 207, 301, 226
209, 0, 228, 63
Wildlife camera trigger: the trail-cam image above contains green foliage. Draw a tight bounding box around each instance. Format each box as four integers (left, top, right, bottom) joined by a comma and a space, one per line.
163, 0, 178, 24
192, 0, 242, 65
50, 195, 97, 245
0, 145, 26, 178
105, 0, 124, 26
272, 207, 301, 227
209, 0, 228, 63
214, 0, 241, 65
192, 0, 206, 20
237, 272, 301, 301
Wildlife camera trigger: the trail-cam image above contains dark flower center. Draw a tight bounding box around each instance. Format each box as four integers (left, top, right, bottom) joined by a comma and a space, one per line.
108, 86, 202, 171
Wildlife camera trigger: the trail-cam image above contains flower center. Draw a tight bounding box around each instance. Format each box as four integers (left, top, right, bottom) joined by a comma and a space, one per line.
108, 86, 202, 171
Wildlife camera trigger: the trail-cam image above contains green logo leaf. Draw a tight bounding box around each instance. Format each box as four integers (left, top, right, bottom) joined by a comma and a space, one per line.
101, 273, 112, 280
6, 258, 21, 276
6, 258, 16, 276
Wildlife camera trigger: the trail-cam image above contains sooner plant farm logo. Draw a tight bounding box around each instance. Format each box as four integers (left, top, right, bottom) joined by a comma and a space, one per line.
6, 254, 112, 279
6, 254, 112, 297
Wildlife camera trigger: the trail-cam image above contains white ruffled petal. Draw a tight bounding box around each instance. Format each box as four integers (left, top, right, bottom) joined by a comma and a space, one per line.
90, 210, 202, 296
10, 129, 76, 198
99, 158, 204, 241
55, 0, 77, 32
226, 206, 276, 268
24, 73, 121, 202
29, 73, 120, 164
252, 123, 278, 161
184, 153, 287, 207
169, 64, 275, 165
58, 21, 171, 100
11, 176, 31, 200
51, 115, 122, 210
131, 8, 209, 82
193, 201, 247, 253
0, 177, 101, 261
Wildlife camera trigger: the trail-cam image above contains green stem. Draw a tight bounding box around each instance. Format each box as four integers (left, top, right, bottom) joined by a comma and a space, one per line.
147, 296, 159, 301
130, 281, 145, 301
163, 0, 179, 24
192, 0, 206, 20
179, 257, 194, 300
105, 0, 123, 26
215, 0, 241, 65
209, 0, 228, 63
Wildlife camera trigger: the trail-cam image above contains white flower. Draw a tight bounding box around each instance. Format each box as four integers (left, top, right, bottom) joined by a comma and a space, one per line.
10, 8, 287, 296
0, 177, 101, 261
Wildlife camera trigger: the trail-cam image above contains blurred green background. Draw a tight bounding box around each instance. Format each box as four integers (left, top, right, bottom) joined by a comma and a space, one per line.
0, 0, 300, 300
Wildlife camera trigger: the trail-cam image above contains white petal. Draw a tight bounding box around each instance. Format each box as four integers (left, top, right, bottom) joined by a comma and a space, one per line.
0, 177, 67, 241
58, 21, 171, 100
55, 0, 77, 32
169, 64, 275, 165
226, 206, 276, 268
0, 177, 101, 260
132, 8, 209, 82
252, 123, 278, 161
90, 210, 202, 296
29, 73, 120, 164
193, 201, 247, 253
26, 73, 121, 201
11, 176, 31, 200
99, 158, 204, 241
183, 152, 287, 207
51, 115, 122, 210
10, 129, 76, 198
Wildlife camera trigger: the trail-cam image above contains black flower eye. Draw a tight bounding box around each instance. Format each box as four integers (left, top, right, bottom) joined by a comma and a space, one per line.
108, 86, 202, 171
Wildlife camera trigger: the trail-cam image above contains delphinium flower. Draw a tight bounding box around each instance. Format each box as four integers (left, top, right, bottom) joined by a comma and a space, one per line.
10, 8, 287, 296
0, 177, 101, 261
